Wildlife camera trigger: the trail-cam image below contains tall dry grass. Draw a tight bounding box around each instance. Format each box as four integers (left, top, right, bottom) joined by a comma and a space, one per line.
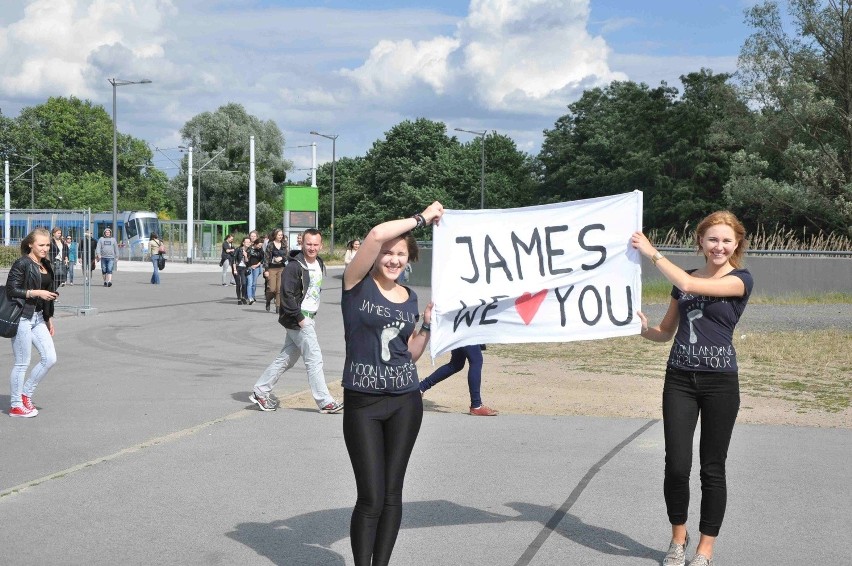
648, 223, 852, 252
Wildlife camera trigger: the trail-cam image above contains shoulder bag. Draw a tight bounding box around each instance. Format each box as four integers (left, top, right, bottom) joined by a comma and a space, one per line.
0, 285, 24, 338
157, 255, 166, 270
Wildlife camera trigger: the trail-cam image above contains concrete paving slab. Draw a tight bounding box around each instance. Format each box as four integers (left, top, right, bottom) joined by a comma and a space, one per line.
0, 264, 849, 565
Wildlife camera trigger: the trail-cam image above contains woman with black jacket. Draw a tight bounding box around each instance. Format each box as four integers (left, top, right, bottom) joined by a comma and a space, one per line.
220, 234, 236, 286
232, 236, 252, 304
6, 228, 59, 418
49, 226, 69, 287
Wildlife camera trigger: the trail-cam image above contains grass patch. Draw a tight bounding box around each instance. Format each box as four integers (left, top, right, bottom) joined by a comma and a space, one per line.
642, 280, 675, 303
748, 292, 852, 304
489, 329, 851, 414
642, 279, 852, 305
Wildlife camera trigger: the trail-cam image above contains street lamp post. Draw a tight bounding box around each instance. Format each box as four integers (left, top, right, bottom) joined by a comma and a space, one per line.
310, 131, 338, 253
454, 128, 487, 209
109, 77, 152, 237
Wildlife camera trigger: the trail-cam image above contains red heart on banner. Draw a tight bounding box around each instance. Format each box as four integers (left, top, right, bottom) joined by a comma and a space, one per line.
515, 289, 547, 325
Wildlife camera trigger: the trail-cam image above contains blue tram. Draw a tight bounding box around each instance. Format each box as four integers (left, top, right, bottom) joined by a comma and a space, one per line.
2, 211, 160, 257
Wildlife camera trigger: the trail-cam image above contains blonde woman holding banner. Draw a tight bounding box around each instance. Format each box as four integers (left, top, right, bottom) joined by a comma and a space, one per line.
632, 211, 753, 566
340, 201, 443, 566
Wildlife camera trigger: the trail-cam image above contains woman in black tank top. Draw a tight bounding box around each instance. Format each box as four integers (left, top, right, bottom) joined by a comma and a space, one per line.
340, 201, 444, 566
632, 211, 753, 566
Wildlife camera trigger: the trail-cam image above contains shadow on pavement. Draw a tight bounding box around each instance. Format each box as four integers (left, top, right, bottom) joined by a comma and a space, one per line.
226, 499, 659, 565
506, 502, 664, 562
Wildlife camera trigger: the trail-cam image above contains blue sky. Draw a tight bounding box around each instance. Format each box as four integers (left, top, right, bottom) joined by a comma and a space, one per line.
0, 0, 761, 177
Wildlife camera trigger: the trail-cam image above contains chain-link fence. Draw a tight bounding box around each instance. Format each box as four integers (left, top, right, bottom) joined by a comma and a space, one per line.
3, 209, 94, 313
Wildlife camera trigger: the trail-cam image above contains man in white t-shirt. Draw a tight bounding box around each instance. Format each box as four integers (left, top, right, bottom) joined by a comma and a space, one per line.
250, 229, 343, 414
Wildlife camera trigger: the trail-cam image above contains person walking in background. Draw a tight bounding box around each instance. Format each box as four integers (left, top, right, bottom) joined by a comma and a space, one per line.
49, 227, 69, 288
344, 238, 360, 269
65, 236, 77, 286
341, 202, 442, 566
250, 229, 342, 414
263, 228, 288, 312
632, 211, 753, 566
79, 229, 97, 281
419, 344, 498, 416
220, 234, 236, 286
148, 232, 164, 285
95, 227, 118, 287
5, 228, 59, 418
232, 236, 251, 304
246, 237, 265, 305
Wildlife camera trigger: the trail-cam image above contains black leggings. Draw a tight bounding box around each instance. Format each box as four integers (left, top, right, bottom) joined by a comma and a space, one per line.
663, 367, 740, 537
343, 389, 423, 566
234, 266, 248, 301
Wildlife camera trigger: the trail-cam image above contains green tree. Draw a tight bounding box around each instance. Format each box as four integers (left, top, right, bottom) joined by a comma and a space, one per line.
539, 81, 679, 225
735, 0, 852, 233
38, 171, 112, 210
170, 103, 289, 227
315, 156, 367, 242
317, 119, 540, 244
2, 96, 167, 213
538, 73, 750, 230
351, 118, 456, 237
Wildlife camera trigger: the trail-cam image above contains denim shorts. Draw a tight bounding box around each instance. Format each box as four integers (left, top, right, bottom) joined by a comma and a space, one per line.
101, 257, 115, 274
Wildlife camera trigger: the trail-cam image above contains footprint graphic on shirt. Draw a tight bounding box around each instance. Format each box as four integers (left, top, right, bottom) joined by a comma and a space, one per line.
380, 321, 405, 362
686, 308, 704, 344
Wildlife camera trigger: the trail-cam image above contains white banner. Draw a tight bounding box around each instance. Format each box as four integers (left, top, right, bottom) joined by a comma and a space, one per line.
430, 191, 644, 358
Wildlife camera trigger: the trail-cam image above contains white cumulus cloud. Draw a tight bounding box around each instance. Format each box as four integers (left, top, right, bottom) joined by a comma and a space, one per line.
340, 0, 625, 115
0, 0, 177, 99
341, 36, 461, 96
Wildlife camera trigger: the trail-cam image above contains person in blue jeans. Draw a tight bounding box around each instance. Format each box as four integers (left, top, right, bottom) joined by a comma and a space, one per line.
148, 233, 164, 285
419, 345, 498, 416
6, 228, 59, 417
632, 210, 753, 566
65, 236, 77, 285
245, 232, 264, 305
95, 227, 118, 287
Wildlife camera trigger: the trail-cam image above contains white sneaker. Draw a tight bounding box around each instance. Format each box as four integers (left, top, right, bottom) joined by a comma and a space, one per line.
663, 533, 689, 566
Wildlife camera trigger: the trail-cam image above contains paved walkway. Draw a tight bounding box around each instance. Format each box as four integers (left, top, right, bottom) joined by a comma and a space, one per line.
0, 264, 848, 565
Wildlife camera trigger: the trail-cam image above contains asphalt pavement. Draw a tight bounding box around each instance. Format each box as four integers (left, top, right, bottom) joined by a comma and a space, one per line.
0, 261, 849, 565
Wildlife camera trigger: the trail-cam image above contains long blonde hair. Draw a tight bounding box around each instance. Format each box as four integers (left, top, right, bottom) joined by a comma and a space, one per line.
20, 228, 51, 256
696, 210, 748, 268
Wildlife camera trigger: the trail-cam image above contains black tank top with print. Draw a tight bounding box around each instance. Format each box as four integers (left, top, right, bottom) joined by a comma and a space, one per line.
341, 275, 420, 395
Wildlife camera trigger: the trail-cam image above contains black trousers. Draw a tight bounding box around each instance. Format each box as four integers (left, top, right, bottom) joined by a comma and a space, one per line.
234, 266, 248, 301
663, 367, 740, 537
343, 389, 423, 566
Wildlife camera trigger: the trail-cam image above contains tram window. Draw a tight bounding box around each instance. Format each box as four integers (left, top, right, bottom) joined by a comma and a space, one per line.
126, 219, 138, 239
139, 217, 160, 239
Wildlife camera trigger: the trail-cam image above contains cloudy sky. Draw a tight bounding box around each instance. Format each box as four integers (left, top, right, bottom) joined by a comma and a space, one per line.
0, 0, 758, 176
